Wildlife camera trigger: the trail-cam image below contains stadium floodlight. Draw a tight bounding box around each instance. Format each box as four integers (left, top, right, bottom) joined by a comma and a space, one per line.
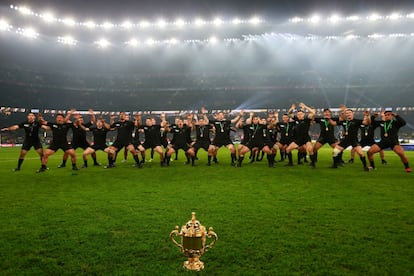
58, 35, 77, 45
345, 34, 360, 39
18, 6, 32, 15
213, 18, 223, 26
126, 38, 139, 46
41, 12, 55, 23
194, 18, 205, 27
96, 38, 110, 48
309, 15, 321, 24
146, 38, 155, 45
232, 18, 242, 25
367, 13, 382, 21
209, 36, 218, 44
289, 17, 304, 23
84, 21, 96, 29
168, 38, 178, 44
249, 16, 261, 25
20, 27, 38, 38
157, 19, 167, 28
122, 20, 133, 29
328, 14, 341, 24
139, 21, 150, 28
174, 19, 185, 27
62, 17, 76, 26
0, 20, 11, 31
368, 33, 384, 39
407, 13, 414, 19
102, 21, 114, 29
387, 13, 402, 20
346, 15, 360, 21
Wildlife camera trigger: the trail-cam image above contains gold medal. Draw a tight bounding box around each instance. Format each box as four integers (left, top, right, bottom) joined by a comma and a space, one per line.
325, 127, 328, 131
345, 132, 348, 135
384, 133, 388, 137
285, 133, 288, 136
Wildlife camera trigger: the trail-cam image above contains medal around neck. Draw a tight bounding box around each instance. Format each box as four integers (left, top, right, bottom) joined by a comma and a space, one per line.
170, 212, 218, 271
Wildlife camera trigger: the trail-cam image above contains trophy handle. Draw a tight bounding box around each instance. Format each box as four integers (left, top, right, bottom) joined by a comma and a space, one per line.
205, 227, 218, 250
170, 226, 183, 249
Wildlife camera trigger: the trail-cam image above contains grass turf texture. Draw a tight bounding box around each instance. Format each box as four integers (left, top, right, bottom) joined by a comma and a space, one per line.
0, 146, 413, 275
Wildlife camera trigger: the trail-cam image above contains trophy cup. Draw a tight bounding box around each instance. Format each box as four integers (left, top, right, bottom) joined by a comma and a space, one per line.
170, 212, 218, 271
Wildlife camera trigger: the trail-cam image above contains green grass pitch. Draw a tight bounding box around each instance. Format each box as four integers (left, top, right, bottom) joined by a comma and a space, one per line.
0, 146, 413, 274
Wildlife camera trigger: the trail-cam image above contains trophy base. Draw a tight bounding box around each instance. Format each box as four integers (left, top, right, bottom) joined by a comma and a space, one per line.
183, 257, 204, 271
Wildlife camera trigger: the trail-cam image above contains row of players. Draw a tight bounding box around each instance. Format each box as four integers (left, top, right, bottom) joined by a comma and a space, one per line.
1, 103, 411, 173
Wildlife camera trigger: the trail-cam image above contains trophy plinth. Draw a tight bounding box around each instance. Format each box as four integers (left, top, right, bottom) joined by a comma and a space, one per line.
170, 212, 217, 271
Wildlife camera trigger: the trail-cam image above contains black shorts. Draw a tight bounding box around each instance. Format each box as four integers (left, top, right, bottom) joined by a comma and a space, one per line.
212, 138, 233, 147
172, 143, 190, 152
141, 141, 162, 150
376, 139, 400, 150
264, 141, 276, 148
22, 140, 42, 151
48, 143, 73, 152
279, 137, 293, 146
193, 141, 210, 152
246, 142, 265, 150
91, 144, 107, 151
72, 141, 91, 150
338, 139, 359, 149
112, 140, 132, 150
317, 136, 337, 146
293, 136, 311, 147
360, 139, 375, 147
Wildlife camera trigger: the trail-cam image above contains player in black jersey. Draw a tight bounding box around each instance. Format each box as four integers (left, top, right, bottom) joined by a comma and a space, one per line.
285, 103, 317, 168
312, 108, 339, 163
367, 110, 411, 173
1, 112, 45, 171
348, 113, 387, 165
81, 117, 111, 168
137, 114, 168, 166
164, 119, 193, 166
188, 116, 213, 166
37, 111, 79, 172
204, 109, 242, 166
104, 112, 142, 168
276, 113, 295, 162
329, 109, 371, 170
57, 110, 96, 168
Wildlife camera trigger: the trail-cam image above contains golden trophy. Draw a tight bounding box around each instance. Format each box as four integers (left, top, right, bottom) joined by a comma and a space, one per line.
170, 212, 218, 271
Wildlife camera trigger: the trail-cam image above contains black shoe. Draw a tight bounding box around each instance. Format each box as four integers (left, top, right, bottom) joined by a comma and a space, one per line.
104, 164, 115, 169
57, 164, 66, 168
206, 162, 211, 166
132, 162, 142, 168
81, 164, 88, 169
13, 168, 20, 172
348, 159, 354, 164
330, 165, 338, 169
36, 167, 47, 173
93, 163, 101, 166
382, 160, 388, 165
297, 161, 303, 165
213, 158, 219, 164
285, 163, 293, 167
72, 166, 79, 171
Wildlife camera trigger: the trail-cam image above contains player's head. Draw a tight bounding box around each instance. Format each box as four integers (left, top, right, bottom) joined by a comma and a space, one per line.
252, 116, 260, 124
345, 109, 354, 120
296, 110, 305, 120
27, 112, 35, 122
56, 113, 65, 123
323, 108, 331, 118
384, 110, 393, 121
146, 117, 154, 126
282, 114, 289, 122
